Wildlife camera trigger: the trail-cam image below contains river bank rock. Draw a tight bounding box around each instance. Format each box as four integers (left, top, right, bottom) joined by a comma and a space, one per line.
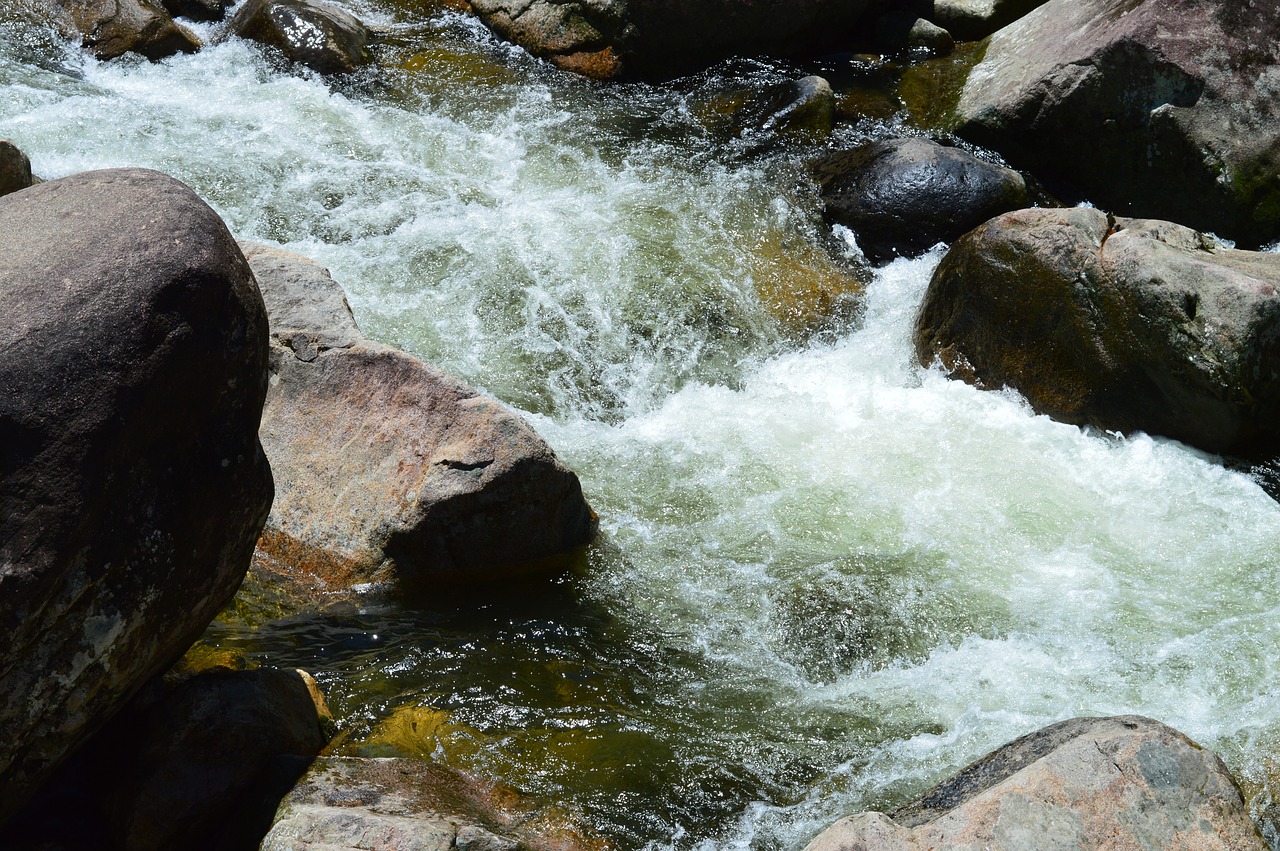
915, 207, 1280, 457
804, 715, 1265, 851
0, 140, 33, 197
954, 0, 1280, 247
0, 168, 273, 824
0, 668, 331, 850
261, 757, 602, 851
243, 243, 596, 595
468, 0, 888, 80
55, 0, 201, 59
224, 0, 373, 74
931, 0, 1048, 41
814, 137, 1027, 264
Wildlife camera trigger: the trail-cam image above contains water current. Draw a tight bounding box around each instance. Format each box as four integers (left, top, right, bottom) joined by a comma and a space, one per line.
4, 4, 1280, 848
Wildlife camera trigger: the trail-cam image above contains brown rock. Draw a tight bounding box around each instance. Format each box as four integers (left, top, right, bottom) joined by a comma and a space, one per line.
225, 0, 373, 75
0, 140, 33, 198
915, 207, 1280, 457
0, 168, 273, 824
57, 0, 201, 59
804, 716, 1265, 851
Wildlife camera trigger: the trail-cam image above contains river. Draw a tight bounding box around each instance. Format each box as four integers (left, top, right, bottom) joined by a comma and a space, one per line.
4, 4, 1280, 849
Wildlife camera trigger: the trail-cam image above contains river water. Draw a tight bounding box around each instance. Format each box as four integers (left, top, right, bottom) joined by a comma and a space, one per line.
4, 4, 1280, 849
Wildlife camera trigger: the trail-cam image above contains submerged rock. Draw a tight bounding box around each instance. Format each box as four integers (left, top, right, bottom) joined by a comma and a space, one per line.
728, 76, 836, 144
804, 715, 1265, 850
0, 140, 32, 197
243, 243, 596, 594
814, 136, 1027, 264
261, 757, 602, 851
469, 0, 886, 80
54, 0, 201, 59
954, 0, 1280, 247
915, 207, 1280, 457
0, 168, 272, 824
225, 0, 373, 74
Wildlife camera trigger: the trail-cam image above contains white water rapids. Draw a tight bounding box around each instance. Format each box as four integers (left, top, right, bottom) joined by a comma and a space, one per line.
3, 5, 1280, 849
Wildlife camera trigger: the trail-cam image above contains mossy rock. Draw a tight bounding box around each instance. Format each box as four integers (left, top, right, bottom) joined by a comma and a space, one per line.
897, 39, 987, 132
352, 704, 488, 762
396, 44, 523, 86
750, 230, 868, 338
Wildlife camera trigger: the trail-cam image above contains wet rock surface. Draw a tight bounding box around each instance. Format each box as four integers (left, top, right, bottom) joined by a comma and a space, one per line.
0, 168, 273, 824
225, 0, 373, 74
815, 136, 1027, 264
0, 139, 33, 197
55, 0, 200, 59
916, 206, 1280, 457
804, 715, 1266, 851
954, 0, 1280, 247
245, 243, 596, 594
727, 75, 835, 144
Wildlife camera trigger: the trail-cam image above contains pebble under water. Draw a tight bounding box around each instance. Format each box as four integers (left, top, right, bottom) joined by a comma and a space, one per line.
4, 4, 1280, 849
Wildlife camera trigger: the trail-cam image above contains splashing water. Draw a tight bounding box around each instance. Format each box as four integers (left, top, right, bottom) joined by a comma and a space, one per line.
3, 6, 1280, 848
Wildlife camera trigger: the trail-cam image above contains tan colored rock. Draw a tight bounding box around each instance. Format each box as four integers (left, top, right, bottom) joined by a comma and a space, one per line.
804, 716, 1265, 851
243, 244, 596, 594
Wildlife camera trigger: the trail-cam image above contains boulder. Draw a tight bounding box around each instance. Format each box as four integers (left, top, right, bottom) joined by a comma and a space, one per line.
727, 76, 836, 145
224, 0, 373, 75
468, 0, 887, 80
874, 13, 954, 56
915, 206, 1280, 457
930, 0, 1048, 41
954, 0, 1280, 247
261, 757, 602, 851
814, 136, 1027, 264
243, 243, 596, 593
804, 715, 1265, 851
56, 0, 201, 59
0, 168, 273, 824
0, 668, 331, 850
0, 140, 32, 197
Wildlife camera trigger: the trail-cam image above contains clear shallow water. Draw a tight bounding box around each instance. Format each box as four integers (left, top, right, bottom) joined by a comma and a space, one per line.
4, 6, 1280, 849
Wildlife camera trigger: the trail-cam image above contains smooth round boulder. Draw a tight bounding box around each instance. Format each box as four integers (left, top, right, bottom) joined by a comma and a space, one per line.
814, 136, 1028, 264
225, 0, 373, 74
804, 716, 1265, 851
915, 206, 1280, 457
0, 168, 273, 824
55, 0, 201, 59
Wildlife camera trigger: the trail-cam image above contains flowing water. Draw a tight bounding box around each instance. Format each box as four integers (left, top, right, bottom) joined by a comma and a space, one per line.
5, 5, 1280, 849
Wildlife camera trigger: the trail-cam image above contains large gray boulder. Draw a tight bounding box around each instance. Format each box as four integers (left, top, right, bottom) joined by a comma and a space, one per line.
0, 168, 273, 824
468, 0, 886, 80
954, 0, 1280, 247
814, 136, 1028, 264
915, 207, 1280, 457
805, 716, 1265, 850
54, 0, 201, 59
243, 244, 596, 593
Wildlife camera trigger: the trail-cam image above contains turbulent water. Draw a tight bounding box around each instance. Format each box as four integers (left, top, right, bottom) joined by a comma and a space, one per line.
5, 4, 1280, 849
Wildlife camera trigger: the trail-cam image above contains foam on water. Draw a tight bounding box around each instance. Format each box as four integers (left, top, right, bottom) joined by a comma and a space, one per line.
4, 13, 1280, 849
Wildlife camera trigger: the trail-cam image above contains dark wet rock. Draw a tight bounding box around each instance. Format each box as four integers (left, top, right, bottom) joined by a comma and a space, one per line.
804, 715, 1265, 850
915, 206, 1280, 457
261, 757, 603, 851
243, 244, 596, 594
469, 0, 887, 80
874, 12, 953, 56
954, 0, 1280, 247
1, 668, 330, 851
161, 0, 233, 22
728, 75, 835, 143
0, 168, 272, 825
0, 140, 33, 197
225, 0, 373, 75
814, 136, 1027, 264
930, 0, 1048, 41
55, 0, 201, 59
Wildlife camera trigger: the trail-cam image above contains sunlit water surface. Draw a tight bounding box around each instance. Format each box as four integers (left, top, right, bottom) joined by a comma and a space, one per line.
3, 6, 1280, 849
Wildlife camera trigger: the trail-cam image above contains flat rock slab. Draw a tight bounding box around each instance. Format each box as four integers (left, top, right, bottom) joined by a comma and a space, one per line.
915, 206, 1280, 457
0, 168, 272, 823
244, 244, 595, 593
804, 716, 1265, 851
